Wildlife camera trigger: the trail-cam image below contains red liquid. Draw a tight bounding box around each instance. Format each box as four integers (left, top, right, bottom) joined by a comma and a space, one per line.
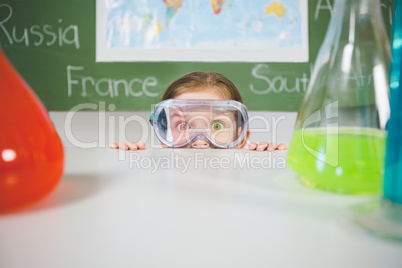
0, 49, 64, 212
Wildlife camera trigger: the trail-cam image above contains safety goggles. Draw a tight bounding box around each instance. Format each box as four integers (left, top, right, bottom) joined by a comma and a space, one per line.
150, 99, 249, 148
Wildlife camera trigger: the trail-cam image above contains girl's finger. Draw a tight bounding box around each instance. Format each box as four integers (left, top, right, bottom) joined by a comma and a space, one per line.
118, 141, 129, 150
278, 143, 288, 150
248, 141, 258, 150
137, 141, 146, 150
127, 141, 138, 151
257, 142, 269, 151
108, 142, 118, 149
267, 142, 278, 151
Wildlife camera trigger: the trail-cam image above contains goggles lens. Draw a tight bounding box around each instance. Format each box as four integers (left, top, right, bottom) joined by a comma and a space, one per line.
151, 99, 249, 148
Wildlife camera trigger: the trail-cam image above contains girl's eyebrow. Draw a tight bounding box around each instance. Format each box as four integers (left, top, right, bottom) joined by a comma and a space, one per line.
170, 114, 184, 122
169, 108, 185, 118
170, 113, 180, 119
212, 115, 232, 124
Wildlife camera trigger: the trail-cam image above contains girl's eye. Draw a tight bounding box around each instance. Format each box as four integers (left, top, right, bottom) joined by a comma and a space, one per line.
177, 122, 189, 131
212, 121, 224, 131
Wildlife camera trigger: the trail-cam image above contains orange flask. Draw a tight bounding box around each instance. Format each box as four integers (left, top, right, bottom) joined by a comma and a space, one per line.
0, 49, 64, 212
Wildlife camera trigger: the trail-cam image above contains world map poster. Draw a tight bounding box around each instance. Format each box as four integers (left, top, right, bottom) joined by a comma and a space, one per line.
96, 0, 308, 62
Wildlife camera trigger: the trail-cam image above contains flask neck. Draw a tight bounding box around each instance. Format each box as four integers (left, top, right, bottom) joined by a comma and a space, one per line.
341, 0, 379, 10
325, 0, 389, 50
334, 0, 383, 23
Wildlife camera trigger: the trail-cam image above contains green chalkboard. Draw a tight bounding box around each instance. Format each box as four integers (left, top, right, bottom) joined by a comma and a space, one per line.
0, 0, 393, 111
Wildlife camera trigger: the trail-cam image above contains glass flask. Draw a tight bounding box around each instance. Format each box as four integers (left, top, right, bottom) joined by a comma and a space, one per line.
384, 0, 402, 206
287, 0, 391, 195
0, 49, 64, 212
351, 0, 402, 241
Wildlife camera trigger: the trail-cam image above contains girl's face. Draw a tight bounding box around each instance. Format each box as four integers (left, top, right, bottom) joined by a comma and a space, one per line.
167, 88, 249, 149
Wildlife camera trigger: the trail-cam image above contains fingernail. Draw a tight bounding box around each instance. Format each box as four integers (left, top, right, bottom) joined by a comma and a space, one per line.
108, 142, 118, 149
127, 141, 136, 148
137, 142, 145, 149
279, 144, 287, 150
118, 142, 128, 150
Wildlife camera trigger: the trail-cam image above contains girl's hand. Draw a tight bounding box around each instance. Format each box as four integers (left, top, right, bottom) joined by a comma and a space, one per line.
248, 141, 287, 151
108, 140, 146, 150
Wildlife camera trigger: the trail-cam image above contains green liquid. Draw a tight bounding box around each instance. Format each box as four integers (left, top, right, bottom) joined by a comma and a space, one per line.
287, 128, 386, 195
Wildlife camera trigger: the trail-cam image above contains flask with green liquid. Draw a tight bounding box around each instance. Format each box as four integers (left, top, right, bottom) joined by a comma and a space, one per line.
351, 1, 402, 239
287, 0, 391, 195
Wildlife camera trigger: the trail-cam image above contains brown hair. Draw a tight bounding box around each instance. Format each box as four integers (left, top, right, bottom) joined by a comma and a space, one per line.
161, 71, 243, 103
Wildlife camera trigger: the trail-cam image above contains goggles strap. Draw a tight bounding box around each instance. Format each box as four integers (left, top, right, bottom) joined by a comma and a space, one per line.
149, 113, 154, 125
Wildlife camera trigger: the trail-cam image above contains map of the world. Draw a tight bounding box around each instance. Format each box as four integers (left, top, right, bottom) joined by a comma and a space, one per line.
97, 0, 308, 62
106, 0, 303, 48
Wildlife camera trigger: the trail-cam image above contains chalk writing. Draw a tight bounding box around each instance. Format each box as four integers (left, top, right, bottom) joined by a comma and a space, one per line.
314, 0, 333, 20
67, 65, 159, 98
250, 64, 309, 95
0, 4, 80, 48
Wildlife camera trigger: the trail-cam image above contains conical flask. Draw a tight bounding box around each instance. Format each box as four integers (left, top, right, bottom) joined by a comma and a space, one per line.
0, 49, 64, 212
287, 0, 391, 195
384, 0, 402, 205
349, 2, 402, 240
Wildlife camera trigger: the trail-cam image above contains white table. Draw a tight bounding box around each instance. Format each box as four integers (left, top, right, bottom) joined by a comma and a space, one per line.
0, 111, 401, 268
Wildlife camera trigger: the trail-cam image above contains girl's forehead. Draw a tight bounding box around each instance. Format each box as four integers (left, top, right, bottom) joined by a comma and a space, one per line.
174, 88, 228, 100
